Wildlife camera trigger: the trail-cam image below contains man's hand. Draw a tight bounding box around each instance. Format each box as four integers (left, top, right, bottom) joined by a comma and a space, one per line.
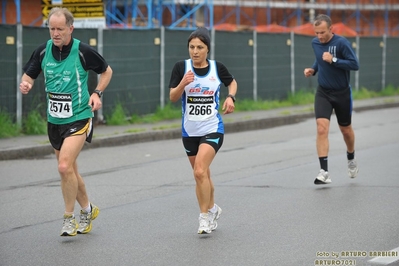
89, 94, 102, 111
322, 52, 333, 64
19, 81, 32, 94
304, 68, 315, 77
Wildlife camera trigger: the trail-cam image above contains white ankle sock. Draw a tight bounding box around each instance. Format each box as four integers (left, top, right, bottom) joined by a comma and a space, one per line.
83, 203, 91, 213
209, 204, 217, 213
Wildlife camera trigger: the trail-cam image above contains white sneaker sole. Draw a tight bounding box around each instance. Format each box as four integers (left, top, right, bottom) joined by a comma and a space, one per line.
314, 177, 332, 185
348, 169, 359, 178
198, 228, 212, 234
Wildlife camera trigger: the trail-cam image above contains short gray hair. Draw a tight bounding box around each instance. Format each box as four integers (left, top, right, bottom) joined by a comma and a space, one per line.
47, 7, 74, 27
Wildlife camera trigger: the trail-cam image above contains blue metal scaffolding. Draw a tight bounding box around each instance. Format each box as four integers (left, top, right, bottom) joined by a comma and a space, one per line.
105, 0, 214, 29
103, 0, 399, 34
1, 0, 20, 24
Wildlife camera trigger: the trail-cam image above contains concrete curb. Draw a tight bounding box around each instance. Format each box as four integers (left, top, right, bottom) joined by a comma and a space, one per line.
0, 101, 398, 161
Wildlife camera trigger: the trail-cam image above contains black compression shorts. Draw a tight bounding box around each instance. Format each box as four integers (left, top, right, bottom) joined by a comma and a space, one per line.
182, 133, 224, 156
314, 85, 353, 126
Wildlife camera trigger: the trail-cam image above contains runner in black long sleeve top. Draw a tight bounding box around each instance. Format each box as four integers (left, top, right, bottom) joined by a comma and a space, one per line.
304, 14, 359, 185
310, 34, 359, 90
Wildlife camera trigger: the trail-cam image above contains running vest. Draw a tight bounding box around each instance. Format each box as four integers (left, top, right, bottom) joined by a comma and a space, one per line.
181, 59, 224, 137
42, 39, 92, 124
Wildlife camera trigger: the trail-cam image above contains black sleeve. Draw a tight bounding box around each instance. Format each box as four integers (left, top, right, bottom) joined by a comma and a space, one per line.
78, 42, 109, 74
169, 60, 234, 89
22, 41, 109, 78
168, 60, 185, 89
216, 61, 234, 87
22, 42, 47, 79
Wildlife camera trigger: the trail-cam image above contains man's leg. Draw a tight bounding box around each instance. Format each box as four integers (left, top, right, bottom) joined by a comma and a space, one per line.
71, 154, 100, 234
335, 87, 358, 178
56, 134, 86, 236
339, 124, 355, 153
314, 118, 332, 184
316, 118, 330, 158
75, 162, 89, 209
339, 124, 358, 178
57, 134, 86, 213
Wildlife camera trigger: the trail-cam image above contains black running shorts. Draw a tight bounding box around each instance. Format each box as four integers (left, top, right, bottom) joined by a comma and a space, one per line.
182, 132, 224, 156
47, 118, 93, 150
314, 85, 353, 126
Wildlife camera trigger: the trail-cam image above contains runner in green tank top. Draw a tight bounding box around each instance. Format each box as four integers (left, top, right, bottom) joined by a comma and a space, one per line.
42, 38, 93, 124
20, 7, 113, 237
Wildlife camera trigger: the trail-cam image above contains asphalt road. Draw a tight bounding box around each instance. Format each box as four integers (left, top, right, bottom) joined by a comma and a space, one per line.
1, 107, 398, 266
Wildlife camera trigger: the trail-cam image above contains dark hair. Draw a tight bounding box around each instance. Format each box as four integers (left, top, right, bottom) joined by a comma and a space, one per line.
313, 14, 332, 27
187, 27, 210, 53
47, 7, 74, 27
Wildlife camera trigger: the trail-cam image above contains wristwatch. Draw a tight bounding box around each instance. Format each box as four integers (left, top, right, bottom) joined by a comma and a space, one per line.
93, 89, 103, 98
227, 94, 236, 103
332, 57, 337, 63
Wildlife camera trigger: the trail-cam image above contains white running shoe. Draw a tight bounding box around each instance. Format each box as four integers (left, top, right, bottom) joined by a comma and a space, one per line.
314, 169, 331, 185
60, 214, 78, 236
77, 204, 100, 234
348, 159, 359, 178
198, 214, 211, 234
209, 204, 222, 231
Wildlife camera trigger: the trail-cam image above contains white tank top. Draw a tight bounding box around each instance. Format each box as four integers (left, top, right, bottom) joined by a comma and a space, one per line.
181, 59, 224, 137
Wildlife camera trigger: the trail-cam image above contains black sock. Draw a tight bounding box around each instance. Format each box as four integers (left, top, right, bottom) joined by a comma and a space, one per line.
319, 156, 328, 172
347, 151, 355, 160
